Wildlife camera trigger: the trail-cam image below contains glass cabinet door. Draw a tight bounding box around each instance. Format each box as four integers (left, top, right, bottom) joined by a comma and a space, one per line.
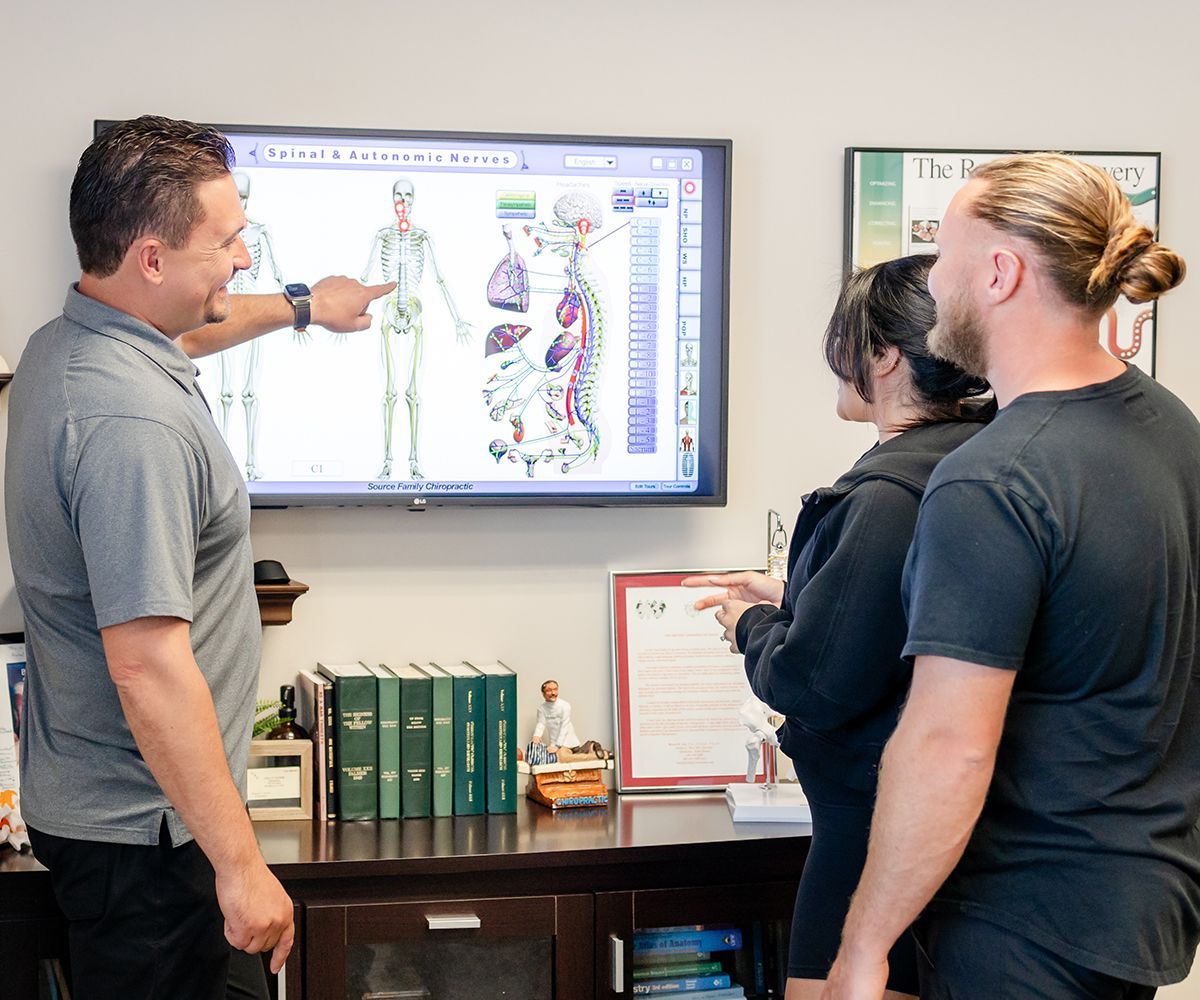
347, 934, 550, 999
305, 894, 591, 1000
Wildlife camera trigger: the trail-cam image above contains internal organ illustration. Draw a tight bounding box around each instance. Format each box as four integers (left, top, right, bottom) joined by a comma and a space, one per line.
482, 193, 608, 478
362, 178, 471, 479
485, 324, 532, 356
486, 225, 530, 312
220, 172, 285, 481
1103, 306, 1153, 361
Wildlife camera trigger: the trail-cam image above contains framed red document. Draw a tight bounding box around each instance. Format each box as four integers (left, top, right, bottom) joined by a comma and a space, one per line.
611, 569, 765, 793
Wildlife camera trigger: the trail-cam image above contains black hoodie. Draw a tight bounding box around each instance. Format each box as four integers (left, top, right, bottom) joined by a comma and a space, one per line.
736, 419, 984, 796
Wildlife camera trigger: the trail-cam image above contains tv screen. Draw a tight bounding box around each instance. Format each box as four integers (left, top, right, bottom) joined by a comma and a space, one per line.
99, 122, 730, 507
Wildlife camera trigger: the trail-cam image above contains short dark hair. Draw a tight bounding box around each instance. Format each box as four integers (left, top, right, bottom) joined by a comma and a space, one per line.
823, 254, 990, 424
70, 115, 234, 277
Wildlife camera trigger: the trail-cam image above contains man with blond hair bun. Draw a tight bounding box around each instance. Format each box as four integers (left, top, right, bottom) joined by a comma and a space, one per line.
823, 154, 1198, 1000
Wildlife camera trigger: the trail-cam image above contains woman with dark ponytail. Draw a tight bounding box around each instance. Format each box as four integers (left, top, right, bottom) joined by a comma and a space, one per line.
684, 253, 990, 999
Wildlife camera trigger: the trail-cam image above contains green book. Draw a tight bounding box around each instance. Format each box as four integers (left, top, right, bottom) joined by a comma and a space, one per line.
392, 664, 432, 818
419, 663, 454, 817
441, 662, 485, 815
316, 662, 378, 821
470, 661, 518, 814
632, 960, 724, 980
368, 664, 401, 820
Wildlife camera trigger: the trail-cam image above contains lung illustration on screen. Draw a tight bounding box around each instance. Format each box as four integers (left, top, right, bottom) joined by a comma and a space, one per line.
362, 177, 473, 480
486, 224, 530, 313
482, 192, 608, 478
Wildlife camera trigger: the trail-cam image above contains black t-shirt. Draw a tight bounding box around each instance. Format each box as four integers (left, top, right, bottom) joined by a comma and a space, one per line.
903, 366, 1200, 985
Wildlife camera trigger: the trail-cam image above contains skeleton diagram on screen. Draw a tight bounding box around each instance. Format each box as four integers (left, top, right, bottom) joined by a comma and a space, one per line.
361, 178, 472, 479
219, 172, 285, 481
482, 192, 608, 478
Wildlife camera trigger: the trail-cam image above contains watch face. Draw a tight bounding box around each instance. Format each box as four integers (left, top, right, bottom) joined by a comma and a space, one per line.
285, 283, 311, 299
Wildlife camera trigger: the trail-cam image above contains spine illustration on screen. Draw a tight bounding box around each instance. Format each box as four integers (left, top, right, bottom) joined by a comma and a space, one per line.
362, 177, 473, 480
482, 191, 607, 478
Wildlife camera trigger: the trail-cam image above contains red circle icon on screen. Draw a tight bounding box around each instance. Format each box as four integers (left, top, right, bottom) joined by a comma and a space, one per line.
683, 180, 697, 195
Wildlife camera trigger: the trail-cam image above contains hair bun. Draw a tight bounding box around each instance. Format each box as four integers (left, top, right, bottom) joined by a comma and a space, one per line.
1118, 241, 1188, 304
1087, 225, 1154, 300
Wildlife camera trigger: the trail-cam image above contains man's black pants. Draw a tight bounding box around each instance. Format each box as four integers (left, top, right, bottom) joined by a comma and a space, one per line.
915, 911, 1158, 1000
29, 821, 268, 1000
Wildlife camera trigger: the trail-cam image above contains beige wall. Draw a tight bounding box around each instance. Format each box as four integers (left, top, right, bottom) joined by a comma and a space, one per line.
3, 1, 1198, 991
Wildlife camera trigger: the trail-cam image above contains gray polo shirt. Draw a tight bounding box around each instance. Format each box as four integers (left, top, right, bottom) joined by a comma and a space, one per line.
5, 286, 261, 847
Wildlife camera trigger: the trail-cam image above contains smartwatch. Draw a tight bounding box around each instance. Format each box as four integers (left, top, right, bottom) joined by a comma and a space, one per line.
283, 283, 312, 333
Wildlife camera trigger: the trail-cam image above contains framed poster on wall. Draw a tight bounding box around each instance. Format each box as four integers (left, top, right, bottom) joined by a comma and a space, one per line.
844, 147, 1162, 375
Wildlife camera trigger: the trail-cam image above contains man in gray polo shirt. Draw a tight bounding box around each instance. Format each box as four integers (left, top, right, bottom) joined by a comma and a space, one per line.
6, 116, 391, 1000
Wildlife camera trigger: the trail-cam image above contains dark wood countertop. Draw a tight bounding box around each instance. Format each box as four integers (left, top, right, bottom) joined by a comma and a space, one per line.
259, 794, 809, 878
1, 794, 810, 886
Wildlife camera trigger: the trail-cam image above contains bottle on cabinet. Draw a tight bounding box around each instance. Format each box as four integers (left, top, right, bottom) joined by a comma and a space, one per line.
266, 684, 309, 740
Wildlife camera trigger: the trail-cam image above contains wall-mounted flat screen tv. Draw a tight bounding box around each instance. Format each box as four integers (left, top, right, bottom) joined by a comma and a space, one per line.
99, 121, 731, 507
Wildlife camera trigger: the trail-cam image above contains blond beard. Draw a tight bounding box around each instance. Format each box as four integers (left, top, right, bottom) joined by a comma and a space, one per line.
928, 291, 989, 379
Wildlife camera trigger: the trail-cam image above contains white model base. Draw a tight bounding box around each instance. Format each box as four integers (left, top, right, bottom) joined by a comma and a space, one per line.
725, 782, 812, 824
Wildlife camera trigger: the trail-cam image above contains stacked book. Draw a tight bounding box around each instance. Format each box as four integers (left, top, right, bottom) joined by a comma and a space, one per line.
294, 660, 517, 821
632, 927, 748, 999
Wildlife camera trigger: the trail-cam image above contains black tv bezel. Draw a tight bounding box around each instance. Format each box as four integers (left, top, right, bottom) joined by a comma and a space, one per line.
97, 120, 731, 510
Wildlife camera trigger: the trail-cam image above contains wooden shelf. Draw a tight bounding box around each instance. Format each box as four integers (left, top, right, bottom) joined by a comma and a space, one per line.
255, 578, 309, 626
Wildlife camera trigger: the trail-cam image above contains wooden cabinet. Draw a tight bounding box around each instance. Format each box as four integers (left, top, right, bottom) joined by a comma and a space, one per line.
0, 796, 810, 999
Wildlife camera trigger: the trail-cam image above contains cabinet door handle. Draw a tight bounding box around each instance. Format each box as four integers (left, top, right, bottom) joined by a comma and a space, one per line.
426, 914, 482, 930
609, 934, 625, 993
